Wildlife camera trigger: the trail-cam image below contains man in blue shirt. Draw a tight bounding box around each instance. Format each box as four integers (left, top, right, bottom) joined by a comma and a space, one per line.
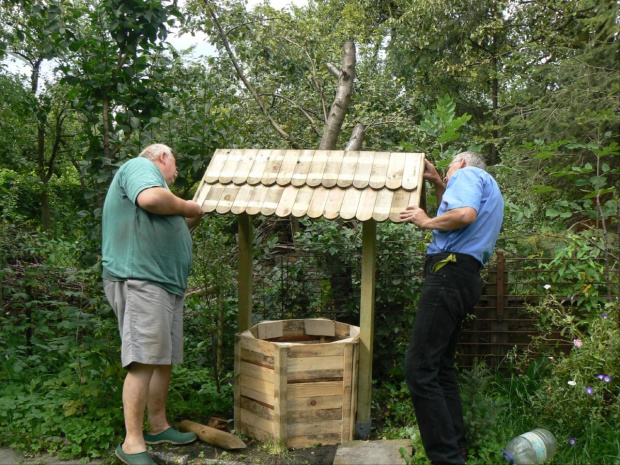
400, 151, 504, 465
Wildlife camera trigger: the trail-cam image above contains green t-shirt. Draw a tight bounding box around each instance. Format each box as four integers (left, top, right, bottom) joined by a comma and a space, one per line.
102, 157, 192, 296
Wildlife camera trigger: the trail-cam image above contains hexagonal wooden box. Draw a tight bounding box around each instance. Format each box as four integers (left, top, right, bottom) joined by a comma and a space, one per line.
234, 319, 360, 448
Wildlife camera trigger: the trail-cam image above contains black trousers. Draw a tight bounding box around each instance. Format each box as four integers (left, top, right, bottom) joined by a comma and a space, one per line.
405, 253, 482, 465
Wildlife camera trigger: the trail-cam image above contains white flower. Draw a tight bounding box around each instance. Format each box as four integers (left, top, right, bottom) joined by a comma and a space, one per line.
568, 380, 577, 386
544, 284, 551, 290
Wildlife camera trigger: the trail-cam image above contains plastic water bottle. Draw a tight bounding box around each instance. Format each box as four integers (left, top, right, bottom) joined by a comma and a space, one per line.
501, 428, 558, 464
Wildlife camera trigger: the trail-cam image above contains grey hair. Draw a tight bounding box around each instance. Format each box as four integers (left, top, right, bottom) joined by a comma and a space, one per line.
139, 143, 173, 161
454, 151, 487, 170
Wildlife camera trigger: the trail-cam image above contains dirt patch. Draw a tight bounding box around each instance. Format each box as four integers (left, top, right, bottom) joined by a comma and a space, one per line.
149, 438, 338, 465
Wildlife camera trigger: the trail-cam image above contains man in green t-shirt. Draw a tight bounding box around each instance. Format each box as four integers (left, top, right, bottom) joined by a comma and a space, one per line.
102, 143, 205, 465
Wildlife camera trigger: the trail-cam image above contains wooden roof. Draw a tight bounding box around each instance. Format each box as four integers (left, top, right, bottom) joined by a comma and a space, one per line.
193, 149, 426, 223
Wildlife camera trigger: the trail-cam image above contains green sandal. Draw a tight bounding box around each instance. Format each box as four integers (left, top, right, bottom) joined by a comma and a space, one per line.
115, 444, 155, 465
144, 427, 197, 445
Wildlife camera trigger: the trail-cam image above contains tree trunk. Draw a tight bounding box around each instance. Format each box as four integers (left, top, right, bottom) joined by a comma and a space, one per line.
319, 42, 356, 150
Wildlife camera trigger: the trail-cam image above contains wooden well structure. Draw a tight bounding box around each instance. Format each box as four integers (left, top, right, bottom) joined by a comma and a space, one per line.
193, 148, 425, 440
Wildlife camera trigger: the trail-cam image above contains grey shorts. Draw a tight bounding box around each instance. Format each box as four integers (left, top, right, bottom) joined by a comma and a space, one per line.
103, 279, 184, 369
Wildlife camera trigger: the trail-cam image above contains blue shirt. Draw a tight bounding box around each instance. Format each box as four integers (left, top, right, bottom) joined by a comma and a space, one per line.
427, 167, 504, 265
102, 157, 193, 296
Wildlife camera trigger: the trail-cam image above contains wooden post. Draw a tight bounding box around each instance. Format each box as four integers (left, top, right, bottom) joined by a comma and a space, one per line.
238, 213, 253, 332
356, 219, 376, 438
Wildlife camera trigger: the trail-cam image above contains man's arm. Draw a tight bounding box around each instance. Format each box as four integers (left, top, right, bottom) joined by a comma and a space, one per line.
137, 187, 204, 221
399, 205, 477, 230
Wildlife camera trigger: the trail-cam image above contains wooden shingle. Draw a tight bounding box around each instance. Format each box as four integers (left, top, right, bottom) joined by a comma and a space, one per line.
194, 149, 426, 223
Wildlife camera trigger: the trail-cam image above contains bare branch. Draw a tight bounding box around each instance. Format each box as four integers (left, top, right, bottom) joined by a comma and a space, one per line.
345, 123, 366, 151
204, 0, 300, 148
326, 62, 340, 78
260, 92, 322, 137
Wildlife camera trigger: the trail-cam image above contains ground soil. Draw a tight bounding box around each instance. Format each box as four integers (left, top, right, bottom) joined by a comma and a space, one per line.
148, 438, 338, 465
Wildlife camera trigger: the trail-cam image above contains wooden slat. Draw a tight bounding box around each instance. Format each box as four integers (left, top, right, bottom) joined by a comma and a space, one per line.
288, 356, 344, 374
369, 151, 390, 189
240, 396, 274, 420
402, 153, 424, 190
288, 381, 343, 399
275, 185, 299, 217
341, 343, 354, 441
240, 374, 274, 399
304, 319, 336, 337
389, 189, 414, 222
234, 334, 242, 434
337, 151, 359, 188
291, 149, 315, 187
273, 346, 288, 440
307, 186, 330, 219
245, 184, 270, 216
257, 321, 284, 340
261, 185, 284, 216
203, 149, 229, 183
216, 184, 240, 214
288, 343, 344, 358
287, 408, 342, 424
287, 369, 344, 382
352, 151, 374, 189
287, 395, 344, 412
202, 184, 226, 212
323, 187, 346, 220
371, 188, 393, 222
356, 188, 378, 222
240, 385, 274, 406
321, 150, 344, 188
291, 185, 314, 218
288, 419, 341, 436
240, 347, 274, 368
306, 150, 329, 187
262, 149, 286, 186
231, 184, 254, 215
233, 149, 259, 185
339, 188, 362, 220
218, 148, 244, 184
276, 150, 300, 186
247, 149, 271, 185
238, 333, 278, 358
240, 362, 274, 382
385, 152, 406, 190
240, 409, 276, 435
194, 183, 212, 209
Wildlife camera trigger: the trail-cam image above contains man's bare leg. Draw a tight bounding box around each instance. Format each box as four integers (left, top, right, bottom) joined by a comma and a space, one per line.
146, 364, 172, 434
122, 363, 155, 454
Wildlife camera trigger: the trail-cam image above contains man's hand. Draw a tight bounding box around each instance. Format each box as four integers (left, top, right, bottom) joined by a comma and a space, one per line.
400, 205, 431, 228
423, 159, 444, 186
184, 200, 204, 218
